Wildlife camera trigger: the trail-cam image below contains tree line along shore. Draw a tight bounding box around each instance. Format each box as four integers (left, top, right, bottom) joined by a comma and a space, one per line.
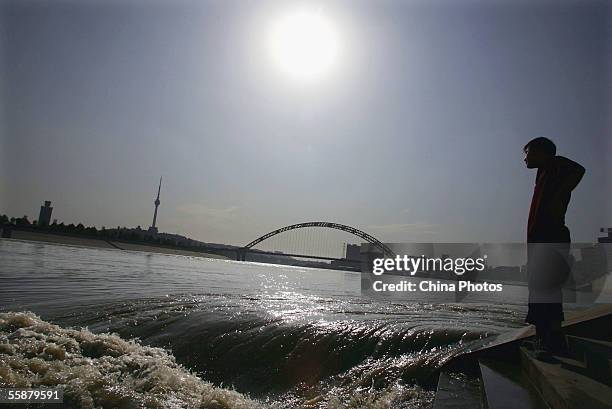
0, 214, 229, 259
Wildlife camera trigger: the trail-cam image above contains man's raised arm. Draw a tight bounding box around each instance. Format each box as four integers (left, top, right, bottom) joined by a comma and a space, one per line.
555, 156, 586, 194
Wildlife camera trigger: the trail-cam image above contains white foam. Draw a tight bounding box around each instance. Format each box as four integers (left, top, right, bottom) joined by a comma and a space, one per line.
0, 311, 267, 409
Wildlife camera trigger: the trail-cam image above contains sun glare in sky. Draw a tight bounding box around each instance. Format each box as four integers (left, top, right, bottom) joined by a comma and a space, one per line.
267, 9, 339, 82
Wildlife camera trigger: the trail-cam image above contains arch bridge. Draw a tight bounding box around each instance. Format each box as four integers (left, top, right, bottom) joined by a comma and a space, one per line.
236, 221, 394, 262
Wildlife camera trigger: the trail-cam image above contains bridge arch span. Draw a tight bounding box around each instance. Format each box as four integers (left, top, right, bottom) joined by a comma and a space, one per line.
242, 221, 395, 257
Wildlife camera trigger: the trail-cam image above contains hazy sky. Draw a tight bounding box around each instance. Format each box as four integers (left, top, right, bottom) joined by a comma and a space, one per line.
1, 0, 610, 247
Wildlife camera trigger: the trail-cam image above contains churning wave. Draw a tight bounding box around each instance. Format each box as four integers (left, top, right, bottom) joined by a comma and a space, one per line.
0, 311, 266, 409
0, 297, 522, 408
0, 241, 527, 408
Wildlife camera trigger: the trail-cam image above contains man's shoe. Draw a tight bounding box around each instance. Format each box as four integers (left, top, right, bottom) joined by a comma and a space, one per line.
535, 349, 560, 363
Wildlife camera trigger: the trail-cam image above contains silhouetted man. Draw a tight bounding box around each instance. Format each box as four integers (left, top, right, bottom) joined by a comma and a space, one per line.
523, 137, 585, 355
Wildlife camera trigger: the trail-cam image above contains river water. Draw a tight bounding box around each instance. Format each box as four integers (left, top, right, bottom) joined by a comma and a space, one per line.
0, 239, 527, 408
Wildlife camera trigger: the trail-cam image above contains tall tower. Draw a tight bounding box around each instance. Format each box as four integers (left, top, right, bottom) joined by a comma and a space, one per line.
149, 177, 162, 234
38, 201, 53, 226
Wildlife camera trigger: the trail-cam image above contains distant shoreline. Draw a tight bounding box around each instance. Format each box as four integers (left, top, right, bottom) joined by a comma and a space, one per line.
3, 231, 229, 260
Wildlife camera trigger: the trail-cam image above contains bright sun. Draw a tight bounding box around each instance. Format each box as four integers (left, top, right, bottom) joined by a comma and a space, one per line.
267, 9, 339, 82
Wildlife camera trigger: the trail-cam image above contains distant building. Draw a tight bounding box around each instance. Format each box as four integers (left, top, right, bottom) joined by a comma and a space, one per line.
345, 243, 361, 261
38, 201, 53, 226
598, 228, 612, 275
599, 228, 612, 243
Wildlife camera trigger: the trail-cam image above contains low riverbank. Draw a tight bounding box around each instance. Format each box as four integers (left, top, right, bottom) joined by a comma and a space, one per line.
5, 230, 229, 259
